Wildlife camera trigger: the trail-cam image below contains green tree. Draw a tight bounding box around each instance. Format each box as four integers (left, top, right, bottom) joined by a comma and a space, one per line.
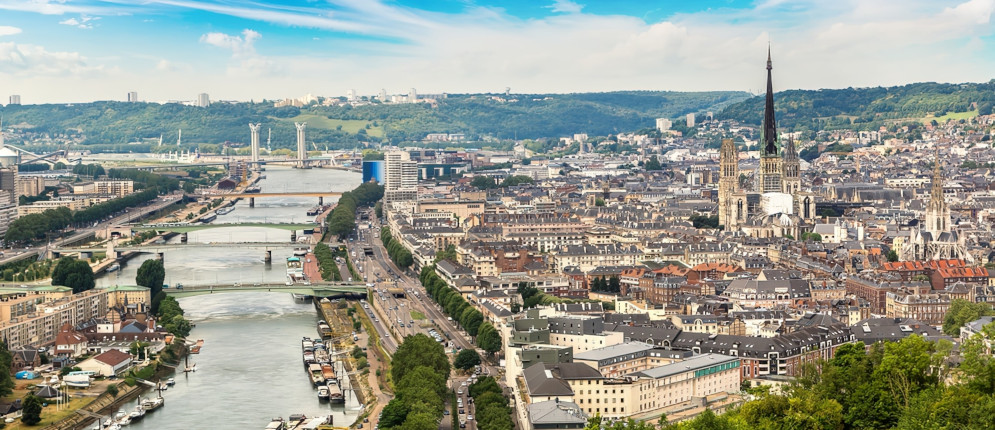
476, 322, 502, 355
379, 399, 410, 428
51, 258, 95, 293
500, 175, 535, 187
454, 349, 481, 371
391, 334, 450, 385
470, 176, 497, 190
645, 155, 663, 170
943, 299, 994, 336
106, 383, 119, 397
21, 395, 42, 425
887, 249, 899, 262
136, 259, 166, 297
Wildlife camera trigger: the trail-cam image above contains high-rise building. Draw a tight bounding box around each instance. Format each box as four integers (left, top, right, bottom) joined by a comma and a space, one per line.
127, 91, 139, 102
408, 88, 417, 103
362, 160, 385, 184
384, 151, 417, 202
346, 89, 357, 102
7, 95, 20, 105
655, 118, 672, 132
378, 88, 387, 103
196, 93, 211, 107
686, 113, 695, 127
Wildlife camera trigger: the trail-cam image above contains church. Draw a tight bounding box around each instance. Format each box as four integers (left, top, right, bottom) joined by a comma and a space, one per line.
898, 158, 973, 262
718, 49, 817, 238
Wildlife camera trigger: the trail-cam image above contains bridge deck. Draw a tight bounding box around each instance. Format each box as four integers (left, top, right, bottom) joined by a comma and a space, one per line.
162, 282, 367, 297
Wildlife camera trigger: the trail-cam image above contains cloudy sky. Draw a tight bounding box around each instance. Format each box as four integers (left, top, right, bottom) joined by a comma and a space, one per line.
0, 0, 993, 104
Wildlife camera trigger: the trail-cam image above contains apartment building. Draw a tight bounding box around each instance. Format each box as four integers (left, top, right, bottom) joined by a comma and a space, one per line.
0, 289, 110, 349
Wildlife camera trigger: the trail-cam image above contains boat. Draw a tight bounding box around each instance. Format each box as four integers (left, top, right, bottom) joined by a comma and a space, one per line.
327, 383, 344, 404
264, 418, 286, 430
107, 263, 121, 273
216, 206, 235, 216
306, 206, 321, 216
292, 292, 311, 302
128, 404, 146, 421
141, 397, 164, 411
307, 363, 325, 386
245, 186, 261, 193
117, 415, 132, 426
316, 385, 329, 402
321, 363, 334, 381
190, 339, 204, 354
286, 257, 304, 279
200, 213, 217, 223
184, 363, 197, 372
64, 373, 91, 388
317, 321, 332, 339
114, 412, 127, 422
165, 378, 175, 386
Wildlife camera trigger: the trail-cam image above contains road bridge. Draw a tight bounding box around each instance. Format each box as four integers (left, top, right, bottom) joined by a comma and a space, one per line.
195, 192, 343, 199
54, 241, 302, 255
162, 282, 368, 298
133, 222, 318, 233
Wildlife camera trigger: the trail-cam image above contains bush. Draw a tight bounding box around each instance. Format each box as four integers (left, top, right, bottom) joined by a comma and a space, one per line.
106, 383, 119, 397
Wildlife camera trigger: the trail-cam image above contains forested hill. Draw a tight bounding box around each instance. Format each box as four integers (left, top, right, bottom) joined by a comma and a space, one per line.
0, 91, 747, 148
720, 80, 995, 131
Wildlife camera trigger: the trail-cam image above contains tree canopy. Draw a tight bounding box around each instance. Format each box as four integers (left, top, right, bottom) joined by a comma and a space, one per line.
51, 257, 95, 293
381, 334, 450, 430
136, 259, 166, 297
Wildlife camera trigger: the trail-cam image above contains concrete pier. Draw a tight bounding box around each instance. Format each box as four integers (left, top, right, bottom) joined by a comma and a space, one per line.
265, 250, 272, 263
249, 197, 255, 208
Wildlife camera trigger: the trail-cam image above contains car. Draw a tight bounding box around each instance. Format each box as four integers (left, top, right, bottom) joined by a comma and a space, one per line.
467, 415, 474, 421
409, 320, 414, 325
443, 410, 450, 416
457, 389, 463, 395
459, 409, 464, 414
459, 421, 466, 428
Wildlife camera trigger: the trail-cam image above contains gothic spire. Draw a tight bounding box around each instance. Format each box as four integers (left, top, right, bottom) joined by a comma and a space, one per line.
930, 153, 944, 204
761, 46, 778, 157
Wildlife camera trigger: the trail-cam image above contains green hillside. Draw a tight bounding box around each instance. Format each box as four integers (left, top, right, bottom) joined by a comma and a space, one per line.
0, 91, 748, 149
720, 81, 995, 131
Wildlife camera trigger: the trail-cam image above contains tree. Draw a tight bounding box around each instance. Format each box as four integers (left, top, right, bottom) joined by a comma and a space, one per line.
477, 322, 502, 355
379, 398, 410, 428
21, 395, 42, 425
0, 341, 14, 398
595, 197, 605, 206
454, 349, 481, 371
106, 383, 119, 397
500, 175, 535, 187
943, 299, 994, 336
470, 176, 496, 190
391, 334, 450, 385
887, 249, 899, 262
136, 259, 166, 297
645, 155, 663, 171
51, 258, 95, 293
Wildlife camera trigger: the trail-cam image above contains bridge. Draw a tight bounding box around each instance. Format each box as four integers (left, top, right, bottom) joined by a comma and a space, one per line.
133, 222, 318, 233
54, 241, 303, 255
162, 282, 368, 298
195, 192, 343, 199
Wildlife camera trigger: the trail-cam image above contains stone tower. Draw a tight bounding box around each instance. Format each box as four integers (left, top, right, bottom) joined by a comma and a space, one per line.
782, 134, 800, 195
758, 47, 783, 194
249, 123, 261, 166
718, 138, 739, 229
925, 157, 950, 238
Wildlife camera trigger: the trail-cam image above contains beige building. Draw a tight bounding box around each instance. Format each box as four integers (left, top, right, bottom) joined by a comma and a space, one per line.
17, 198, 89, 216
72, 180, 134, 197
100, 285, 152, 309
0, 289, 110, 349
16, 176, 44, 197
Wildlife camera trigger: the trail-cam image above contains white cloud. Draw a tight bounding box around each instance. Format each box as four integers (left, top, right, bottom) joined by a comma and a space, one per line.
59, 15, 100, 29
200, 29, 261, 56
0, 42, 103, 76
548, 0, 584, 14
199, 29, 281, 77
0, 26, 21, 36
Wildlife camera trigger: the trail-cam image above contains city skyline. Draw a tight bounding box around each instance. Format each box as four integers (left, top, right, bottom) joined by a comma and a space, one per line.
0, 0, 993, 103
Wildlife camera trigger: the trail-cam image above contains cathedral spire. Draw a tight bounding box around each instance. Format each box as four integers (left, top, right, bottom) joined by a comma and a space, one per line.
761, 45, 778, 157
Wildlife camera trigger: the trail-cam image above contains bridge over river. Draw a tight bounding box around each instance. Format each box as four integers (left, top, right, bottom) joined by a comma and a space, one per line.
132, 222, 318, 233
161, 282, 368, 298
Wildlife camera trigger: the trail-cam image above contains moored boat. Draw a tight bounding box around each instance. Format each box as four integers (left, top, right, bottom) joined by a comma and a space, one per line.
327, 383, 344, 404
317, 385, 329, 402
141, 397, 164, 411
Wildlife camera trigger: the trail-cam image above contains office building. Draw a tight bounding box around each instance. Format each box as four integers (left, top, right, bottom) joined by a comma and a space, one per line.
347, 89, 357, 102
408, 88, 417, 103
196, 93, 211, 107
384, 151, 417, 202
8, 95, 20, 105
362, 160, 385, 184
127, 91, 139, 102
686, 113, 695, 127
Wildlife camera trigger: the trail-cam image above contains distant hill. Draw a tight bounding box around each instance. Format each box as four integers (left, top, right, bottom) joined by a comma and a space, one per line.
720, 81, 995, 131
0, 91, 748, 148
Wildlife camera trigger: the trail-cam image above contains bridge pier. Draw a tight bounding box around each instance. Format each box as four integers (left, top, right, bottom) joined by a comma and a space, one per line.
180, 233, 188, 243
249, 197, 255, 208
157, 252, 164, 263
265, 250, 272, 263
290, 230, 297, 243
318, 196, 323, 206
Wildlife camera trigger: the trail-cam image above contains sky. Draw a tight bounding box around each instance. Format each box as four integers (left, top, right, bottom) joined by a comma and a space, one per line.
0, 0, 993, 104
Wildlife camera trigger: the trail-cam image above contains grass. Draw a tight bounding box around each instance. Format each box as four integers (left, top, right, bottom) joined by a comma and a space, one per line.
410, 310, 426, 320
924, 109, 978, 124
277, 114, 384, 137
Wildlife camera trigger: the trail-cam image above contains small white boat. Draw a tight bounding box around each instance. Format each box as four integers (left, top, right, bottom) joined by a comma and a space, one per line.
317, 385, 329, 401
142, 397, 164, 411
107, 263, 121, 273
118, 416, 132, 426
128, 405, 145, 420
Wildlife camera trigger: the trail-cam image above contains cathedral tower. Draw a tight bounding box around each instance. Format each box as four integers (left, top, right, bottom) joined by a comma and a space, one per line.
782, 134, 800, 195
925, 157, 950, 238
718, 138, 739, 228
758, 47, 783, 193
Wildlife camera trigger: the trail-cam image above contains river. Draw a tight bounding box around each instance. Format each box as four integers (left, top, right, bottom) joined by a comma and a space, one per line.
95, 166, 363, 429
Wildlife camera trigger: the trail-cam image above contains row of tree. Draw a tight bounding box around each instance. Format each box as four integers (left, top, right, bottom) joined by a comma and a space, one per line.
327, 182, 384, 239
468, 376, 514, 429
51, 257, 95, 293
590, 276, 621, 294
420, 266, 501, 354
468, 174, 537, 190
156, 295, 192, 338
313, 243, 343, 281
379, 334, 450, 430
380, 227, 413, 269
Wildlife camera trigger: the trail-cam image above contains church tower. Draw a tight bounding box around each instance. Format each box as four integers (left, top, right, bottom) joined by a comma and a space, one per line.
718, 138, 739, 229
925, 157, 950, 238
782, 134, 800, 195
758, 47, 783, 194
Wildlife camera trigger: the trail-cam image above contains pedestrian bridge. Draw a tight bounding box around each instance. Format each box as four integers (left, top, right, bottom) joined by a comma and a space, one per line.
133, 222, 318, 233
162, 282, 368, 298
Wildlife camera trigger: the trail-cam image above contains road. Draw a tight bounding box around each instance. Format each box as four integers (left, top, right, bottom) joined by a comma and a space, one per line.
0, 192, 183, 265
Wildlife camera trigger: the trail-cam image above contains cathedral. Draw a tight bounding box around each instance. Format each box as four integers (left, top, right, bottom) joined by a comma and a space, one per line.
718, 49, 816, 237
899, 158, 972, 262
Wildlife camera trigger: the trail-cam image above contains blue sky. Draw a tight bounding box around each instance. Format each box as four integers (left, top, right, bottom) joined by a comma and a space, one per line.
0, 0, 993, 103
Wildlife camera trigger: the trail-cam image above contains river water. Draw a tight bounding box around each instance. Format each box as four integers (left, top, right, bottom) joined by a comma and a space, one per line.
95, 166, 364, 430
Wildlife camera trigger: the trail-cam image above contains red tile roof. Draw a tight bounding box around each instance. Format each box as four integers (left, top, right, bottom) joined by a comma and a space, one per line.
94, 349, 132, 367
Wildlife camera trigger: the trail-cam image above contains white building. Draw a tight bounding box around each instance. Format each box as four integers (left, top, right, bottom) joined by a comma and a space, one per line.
655, 118, 672, 132
686, 113, 695, 127
127, 91, 139, 102
8, 95, 20, 105
196, 93, 210, 107
384, 151, 418, 202
77, 349, 133, 377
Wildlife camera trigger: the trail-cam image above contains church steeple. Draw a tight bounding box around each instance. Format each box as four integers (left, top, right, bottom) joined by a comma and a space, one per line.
925, 154, 950, 237
761, 46, 778, 158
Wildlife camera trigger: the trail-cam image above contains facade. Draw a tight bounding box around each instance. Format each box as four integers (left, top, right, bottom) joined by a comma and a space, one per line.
8, 95, 20, 105
72, 180, 134, 197
0, 289, 110, 350
629, 354, 741, 412
362, 160, 385, 184
77, 349, 132, 377
384, 151, 418, 202
127, 91, 138, 102
196, 93, 210, 107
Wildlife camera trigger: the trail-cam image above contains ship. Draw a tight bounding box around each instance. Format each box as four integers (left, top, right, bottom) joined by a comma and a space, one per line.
106, 263, 121, 273
316, 320, 332, 339
245, 186, 261, 193
200, 213, 217, 223
327, 383, 344, 404
216, 206, 235, 216
307, 363, 325, 386
306, 206, 321, 216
